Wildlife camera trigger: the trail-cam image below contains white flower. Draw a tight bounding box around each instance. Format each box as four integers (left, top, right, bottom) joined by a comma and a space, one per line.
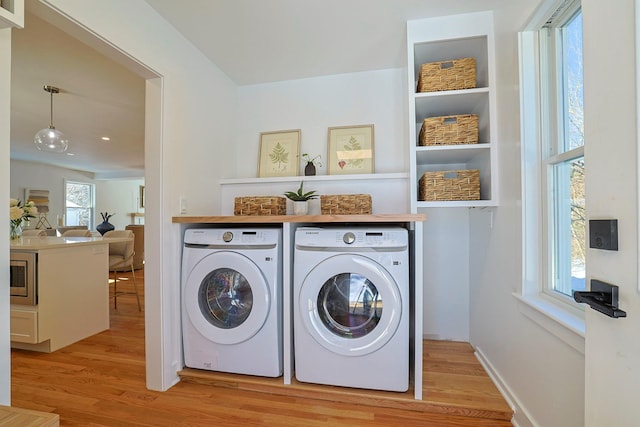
22, 201, 38, 215
10, 206, 23, 221
9, 199, 38, 224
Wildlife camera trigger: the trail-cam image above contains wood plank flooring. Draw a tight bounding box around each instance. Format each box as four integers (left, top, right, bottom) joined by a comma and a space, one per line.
11, 269, 513, 426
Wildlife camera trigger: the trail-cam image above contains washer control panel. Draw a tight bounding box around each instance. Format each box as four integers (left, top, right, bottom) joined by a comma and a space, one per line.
296, 227, 407, 249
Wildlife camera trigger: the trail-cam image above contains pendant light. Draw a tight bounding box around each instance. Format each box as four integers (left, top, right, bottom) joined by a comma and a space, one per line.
34, 85, 69, 153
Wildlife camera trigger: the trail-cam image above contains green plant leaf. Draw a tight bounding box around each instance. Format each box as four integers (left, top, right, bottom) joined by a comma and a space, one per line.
283, 181, 318, 201
269, 142, 289, 171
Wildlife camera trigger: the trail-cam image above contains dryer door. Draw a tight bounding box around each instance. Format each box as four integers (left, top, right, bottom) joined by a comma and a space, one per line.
298, 253, 402, 357
184, 251, 270, 345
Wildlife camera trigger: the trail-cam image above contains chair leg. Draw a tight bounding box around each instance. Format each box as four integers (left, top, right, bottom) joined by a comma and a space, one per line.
130, 263, 142, 311
112, 269, 118, 309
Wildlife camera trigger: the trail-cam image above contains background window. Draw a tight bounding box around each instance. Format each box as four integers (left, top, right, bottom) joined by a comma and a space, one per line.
64, 180, 95, 228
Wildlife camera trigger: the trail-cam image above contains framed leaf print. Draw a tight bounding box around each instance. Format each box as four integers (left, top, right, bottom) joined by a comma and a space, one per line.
327, 124, 374, 175
258, 129, 301, 177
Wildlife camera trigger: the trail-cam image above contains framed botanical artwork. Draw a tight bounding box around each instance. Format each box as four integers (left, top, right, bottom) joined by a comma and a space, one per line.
139, 185, 145, 208
258, 129, 301, 177
327, 124, 374, 175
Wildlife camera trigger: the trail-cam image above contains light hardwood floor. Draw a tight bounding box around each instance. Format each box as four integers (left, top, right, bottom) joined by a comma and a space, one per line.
11, 269, 513, 426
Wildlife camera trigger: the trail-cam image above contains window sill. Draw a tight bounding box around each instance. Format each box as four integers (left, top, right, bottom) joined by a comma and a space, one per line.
512, 293, 585, 354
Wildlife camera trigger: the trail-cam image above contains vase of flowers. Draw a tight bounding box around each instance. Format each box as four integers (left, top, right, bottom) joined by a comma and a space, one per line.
10, 199, 38, 240
97, 212, 116, 235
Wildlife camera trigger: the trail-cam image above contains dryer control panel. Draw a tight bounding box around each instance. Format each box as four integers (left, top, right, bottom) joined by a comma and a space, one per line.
296, 227, 407, 249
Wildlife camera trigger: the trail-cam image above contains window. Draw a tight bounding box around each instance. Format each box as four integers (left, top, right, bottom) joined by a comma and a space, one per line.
520, 1, 584, 308
64, 180, 95, 228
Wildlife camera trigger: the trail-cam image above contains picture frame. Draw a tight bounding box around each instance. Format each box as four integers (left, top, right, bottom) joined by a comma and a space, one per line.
327, 124, 375, 175
258, 129, 301, 177
139, 185, 145, 208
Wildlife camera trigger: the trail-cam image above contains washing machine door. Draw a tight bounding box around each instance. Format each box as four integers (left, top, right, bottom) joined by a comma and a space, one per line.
185, 251, 270, 345
298, 253, 401, 357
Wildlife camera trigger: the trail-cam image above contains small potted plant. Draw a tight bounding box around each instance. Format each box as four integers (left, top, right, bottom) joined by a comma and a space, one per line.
301, 153, 322, 176
284, 181, 318, 215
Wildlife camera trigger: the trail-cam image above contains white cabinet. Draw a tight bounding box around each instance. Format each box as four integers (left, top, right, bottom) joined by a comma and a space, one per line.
407, 11, 498, 209
0, 0, 24, 29
10, 242, 110, 352
10, 307, 38, 344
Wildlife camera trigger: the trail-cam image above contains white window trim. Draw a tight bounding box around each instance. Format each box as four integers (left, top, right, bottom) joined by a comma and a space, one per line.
518, 26, 585, 349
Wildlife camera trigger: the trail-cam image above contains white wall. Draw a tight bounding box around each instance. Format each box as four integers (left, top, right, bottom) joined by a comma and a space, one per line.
422, 208, 470, 341
236, 69, 407, 178
95, 179, 144, 230
0, 27, 12, 405
9, 159, 143, 231
467, 4, 586, 427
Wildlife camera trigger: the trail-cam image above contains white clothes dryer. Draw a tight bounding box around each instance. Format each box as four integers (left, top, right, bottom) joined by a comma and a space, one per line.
182, 228, 282, 377
293, 226, 409, 392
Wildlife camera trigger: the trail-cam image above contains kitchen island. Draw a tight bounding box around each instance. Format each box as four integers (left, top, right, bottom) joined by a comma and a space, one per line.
10, 236, 127, 352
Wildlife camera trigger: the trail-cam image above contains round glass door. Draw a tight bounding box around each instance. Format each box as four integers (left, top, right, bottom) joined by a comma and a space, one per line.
317, 273, 381, 339
185, 251, 269, 345
298, 253, 401, 356
199, 268, 254, 329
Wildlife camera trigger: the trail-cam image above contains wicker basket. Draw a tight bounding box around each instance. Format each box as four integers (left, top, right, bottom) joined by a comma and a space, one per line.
234, 196, 286, 216
419, 114, 478, 146
320, 194, 372, 215
419, 170, 480, 201
417, 57, 476, 92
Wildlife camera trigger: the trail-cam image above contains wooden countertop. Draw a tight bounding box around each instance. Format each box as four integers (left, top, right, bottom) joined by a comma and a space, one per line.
10, 236, 131, 250
0, 405, 59, 426
172, 214, 426, 224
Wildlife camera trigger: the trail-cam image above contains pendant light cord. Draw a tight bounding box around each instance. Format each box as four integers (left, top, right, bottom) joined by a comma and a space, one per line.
49, 89, 54, 128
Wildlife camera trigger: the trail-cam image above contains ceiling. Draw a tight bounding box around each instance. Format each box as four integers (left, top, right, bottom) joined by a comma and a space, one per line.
10, 0, 535, 179
10, 1, 146, 179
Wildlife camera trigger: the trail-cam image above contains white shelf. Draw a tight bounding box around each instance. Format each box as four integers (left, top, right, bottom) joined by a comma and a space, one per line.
219, 173, 410, 216
415, 145, 490, 165
417, 199, 498, 209
220, 172, 408, 185
407, 12, 498, 209
0, 0, 24, 29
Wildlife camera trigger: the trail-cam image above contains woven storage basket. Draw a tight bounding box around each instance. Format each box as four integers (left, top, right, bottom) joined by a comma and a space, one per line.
320, 194, 372, 215
419, 114, 478, 146
417, 57, 476, 92
234, 196, 286, 216
419, 170, 480, 201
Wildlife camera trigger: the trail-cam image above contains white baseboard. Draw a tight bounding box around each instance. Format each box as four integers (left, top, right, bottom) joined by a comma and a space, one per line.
474, 345, 537, 427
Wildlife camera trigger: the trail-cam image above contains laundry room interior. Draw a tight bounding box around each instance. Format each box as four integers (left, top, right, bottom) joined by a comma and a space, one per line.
3, 0, 639, 426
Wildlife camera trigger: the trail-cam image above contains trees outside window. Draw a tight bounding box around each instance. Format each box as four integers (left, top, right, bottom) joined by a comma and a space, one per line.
64, 180, 95, 228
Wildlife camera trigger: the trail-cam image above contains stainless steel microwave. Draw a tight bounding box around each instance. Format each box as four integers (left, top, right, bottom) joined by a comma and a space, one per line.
10, 251, 37, 305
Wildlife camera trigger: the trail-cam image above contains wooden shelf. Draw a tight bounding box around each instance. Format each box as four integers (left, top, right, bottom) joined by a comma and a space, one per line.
172, 214, 426, 224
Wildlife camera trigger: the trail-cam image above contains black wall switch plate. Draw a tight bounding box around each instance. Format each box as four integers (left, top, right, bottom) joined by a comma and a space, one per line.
589, 219, 618, 251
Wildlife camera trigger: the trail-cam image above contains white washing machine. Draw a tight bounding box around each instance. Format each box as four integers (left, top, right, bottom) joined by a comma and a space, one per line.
182, 228, 282, 377
293, 226, 409, 392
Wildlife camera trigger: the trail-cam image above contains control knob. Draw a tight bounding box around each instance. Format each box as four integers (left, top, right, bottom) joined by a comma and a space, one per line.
343, 232, 356, 244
